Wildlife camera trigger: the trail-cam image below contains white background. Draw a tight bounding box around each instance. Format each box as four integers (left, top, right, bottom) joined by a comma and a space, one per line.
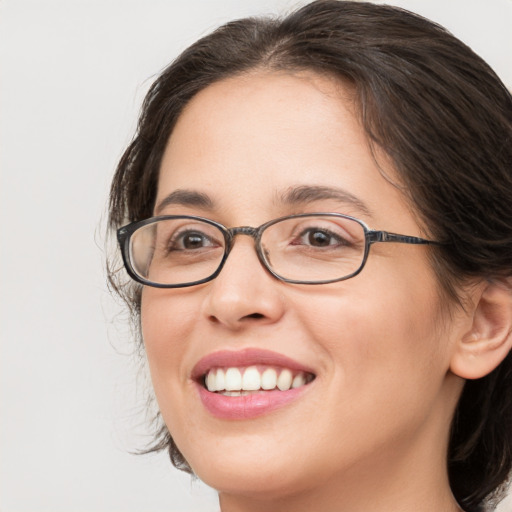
1, 1, 511, 511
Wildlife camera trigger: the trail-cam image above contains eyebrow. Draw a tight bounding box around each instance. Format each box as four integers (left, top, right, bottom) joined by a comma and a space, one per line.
278, 185, 373, 217
154, 189, 215, 214
154, 184, 373, 218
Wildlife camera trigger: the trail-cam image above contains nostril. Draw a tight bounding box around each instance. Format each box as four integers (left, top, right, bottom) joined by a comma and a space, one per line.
207, 312, 265, 324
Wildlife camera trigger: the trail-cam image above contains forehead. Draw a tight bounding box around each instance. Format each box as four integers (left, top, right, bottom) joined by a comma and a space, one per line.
161, 71, 360, 180
156, 71, 415, 231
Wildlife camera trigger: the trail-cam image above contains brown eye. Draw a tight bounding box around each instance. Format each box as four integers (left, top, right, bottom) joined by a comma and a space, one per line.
296, 228, 345, 248
182, 232, 209, 249
172, 230, 216, 250
307, 230, 334, 247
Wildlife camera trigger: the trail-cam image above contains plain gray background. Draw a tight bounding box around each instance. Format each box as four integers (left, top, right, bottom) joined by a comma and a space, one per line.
1, 1, 511, 510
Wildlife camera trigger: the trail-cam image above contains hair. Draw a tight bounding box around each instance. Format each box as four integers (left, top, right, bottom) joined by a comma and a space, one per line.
107, 1, 512, 510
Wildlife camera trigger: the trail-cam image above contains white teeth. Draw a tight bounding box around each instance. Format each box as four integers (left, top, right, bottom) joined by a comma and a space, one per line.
225, 368, 242, 391
277, 369, 293, 391
292, 373, 305, 388
204, 367, 312, 393
261, 368, 277, 390
206, 371, 216, 391
215, 368, 225, 392
242, 366, 261, 391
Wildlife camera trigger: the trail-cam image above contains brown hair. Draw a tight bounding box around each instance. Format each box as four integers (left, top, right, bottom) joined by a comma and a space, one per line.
108, 2, 512, 510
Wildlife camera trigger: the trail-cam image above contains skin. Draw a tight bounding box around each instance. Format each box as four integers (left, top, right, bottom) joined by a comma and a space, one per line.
141, 71, 473, 512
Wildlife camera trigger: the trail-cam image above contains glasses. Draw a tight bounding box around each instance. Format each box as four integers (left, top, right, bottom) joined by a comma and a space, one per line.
117, 213, 438, 288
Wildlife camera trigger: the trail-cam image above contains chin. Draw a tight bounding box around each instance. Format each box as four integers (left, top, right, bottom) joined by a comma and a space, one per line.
195, 461, 311, 500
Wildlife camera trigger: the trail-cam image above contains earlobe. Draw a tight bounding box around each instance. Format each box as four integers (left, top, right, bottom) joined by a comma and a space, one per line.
450, 279, 512, 380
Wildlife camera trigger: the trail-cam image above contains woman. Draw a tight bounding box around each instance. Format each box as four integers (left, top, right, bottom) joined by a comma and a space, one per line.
107, 1, 512, 511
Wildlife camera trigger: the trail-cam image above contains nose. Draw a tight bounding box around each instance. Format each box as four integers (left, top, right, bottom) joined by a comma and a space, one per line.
202, 236, 286, 330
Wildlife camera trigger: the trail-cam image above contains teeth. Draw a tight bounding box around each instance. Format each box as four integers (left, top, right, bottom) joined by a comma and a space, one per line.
261, 368, 277, 390
204, 366, 311, 393
242, 366, 261, 391
277, 369, 292, 391
215, 368, 225, 392
292, 373, 305, 388
206, 371, 216, 391
225, 368, 242, 391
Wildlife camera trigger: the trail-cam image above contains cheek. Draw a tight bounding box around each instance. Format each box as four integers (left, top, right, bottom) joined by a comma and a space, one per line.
140, 289, 206, 451
287, 281, 449, 467
140, 289, 197, 390
293, 258, 449, 404
141, 286, 198, 341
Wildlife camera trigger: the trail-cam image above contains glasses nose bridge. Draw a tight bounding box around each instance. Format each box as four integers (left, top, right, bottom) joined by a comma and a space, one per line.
226, 226, 261, 249
222, 225, 272, 278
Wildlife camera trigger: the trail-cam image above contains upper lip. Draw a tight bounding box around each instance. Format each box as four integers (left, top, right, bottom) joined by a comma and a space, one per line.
191, 347, 316, 381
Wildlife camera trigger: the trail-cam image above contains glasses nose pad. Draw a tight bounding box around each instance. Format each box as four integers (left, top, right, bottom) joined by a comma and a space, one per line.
255, 242, 273, 272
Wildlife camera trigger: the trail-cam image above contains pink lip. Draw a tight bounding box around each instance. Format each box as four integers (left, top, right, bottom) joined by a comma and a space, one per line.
192, 348, 315, 379
192, 348, 315, 420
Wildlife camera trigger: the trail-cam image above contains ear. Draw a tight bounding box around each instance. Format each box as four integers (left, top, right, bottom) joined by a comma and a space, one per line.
450, 279, 512, 380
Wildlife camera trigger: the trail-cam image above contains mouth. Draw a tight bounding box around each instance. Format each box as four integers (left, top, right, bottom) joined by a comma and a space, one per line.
192, 348, 317, 419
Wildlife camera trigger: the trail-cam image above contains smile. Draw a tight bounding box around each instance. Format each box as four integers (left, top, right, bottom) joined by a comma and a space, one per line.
193, 348, 317, 419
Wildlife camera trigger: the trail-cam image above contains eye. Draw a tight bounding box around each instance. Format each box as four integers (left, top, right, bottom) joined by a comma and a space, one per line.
170, 230, 218, 251
294, 227, 347, 248
301, 229, 340, 247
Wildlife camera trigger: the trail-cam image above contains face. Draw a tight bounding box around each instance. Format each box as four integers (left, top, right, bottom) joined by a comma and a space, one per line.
141, 72, 466, 501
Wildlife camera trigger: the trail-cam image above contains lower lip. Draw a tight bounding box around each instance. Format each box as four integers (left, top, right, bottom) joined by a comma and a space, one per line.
196, 383, 308, 420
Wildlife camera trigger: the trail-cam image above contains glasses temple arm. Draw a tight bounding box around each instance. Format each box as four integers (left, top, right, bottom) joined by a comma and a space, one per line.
368, 230, 439, 245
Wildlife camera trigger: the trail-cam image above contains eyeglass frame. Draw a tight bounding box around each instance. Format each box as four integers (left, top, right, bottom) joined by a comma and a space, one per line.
117, 212, 439, 288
